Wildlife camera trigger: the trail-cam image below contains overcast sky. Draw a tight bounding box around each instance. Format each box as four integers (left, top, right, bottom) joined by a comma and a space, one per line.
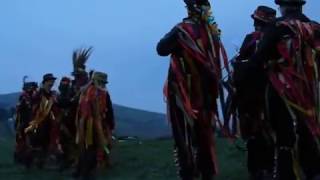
0, 0, 319, 113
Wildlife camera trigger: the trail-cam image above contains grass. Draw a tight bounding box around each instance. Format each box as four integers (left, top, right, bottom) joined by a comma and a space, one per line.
0, 137, 247, 180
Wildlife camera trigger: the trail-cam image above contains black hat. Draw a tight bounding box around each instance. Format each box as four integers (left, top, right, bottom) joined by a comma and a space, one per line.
60, 77, 71, 84
184, 0, 210, 8
251, 6, 276, 23
23, 82, 38, 91
275, 0, 306, 5
42, 73, 57, 83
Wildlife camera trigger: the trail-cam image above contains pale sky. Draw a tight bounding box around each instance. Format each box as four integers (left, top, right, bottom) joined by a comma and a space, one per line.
0, 0, 319, 112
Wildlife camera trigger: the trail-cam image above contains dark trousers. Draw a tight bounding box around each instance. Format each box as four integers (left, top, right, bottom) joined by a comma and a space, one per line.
169, 98, 215, 180
75, 146, 97, 180
25, 121, 51, 168
237, 88, 274, 176
247, 134, 274, 175
268, 87, 320, 180
60, 132, 77, 169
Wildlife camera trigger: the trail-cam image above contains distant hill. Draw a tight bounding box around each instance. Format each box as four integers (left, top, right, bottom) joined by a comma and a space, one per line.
0, 92, 171, 139
0, 93, 20, 108
112, 104, 170, 139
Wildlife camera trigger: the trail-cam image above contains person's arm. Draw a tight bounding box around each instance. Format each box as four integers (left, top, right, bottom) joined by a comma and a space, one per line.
233, 24, 280, 86
156, 26, 180, 56
106, 92, 115, 130
31, 91, 41, 113
236, 34, 254, 61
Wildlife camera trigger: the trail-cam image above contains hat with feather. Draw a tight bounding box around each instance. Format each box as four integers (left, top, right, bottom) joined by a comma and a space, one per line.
22, 75, 38, 91
72, 47, 93, 76
184, 0, 211, 12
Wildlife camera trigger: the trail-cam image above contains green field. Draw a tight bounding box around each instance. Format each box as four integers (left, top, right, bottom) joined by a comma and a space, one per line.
0, 138, 247, 180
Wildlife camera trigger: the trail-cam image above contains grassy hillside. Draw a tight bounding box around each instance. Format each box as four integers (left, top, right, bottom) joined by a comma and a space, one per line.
0, 138, 247, 180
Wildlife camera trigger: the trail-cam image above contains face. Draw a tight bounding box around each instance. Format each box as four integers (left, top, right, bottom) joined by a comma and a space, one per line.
94, 79, 107, 89
75, 73, 88, 87
254, 21, 262, 31
44, 79, 55, 90
186, 4, 211, 18
26, 88, 33, 94
59, 82, 71, 94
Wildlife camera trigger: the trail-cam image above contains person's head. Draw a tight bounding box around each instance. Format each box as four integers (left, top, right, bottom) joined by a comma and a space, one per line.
183, 0, 220, 35
58, 77, 71, 95
91, 71, 108, 90
251, 6, 276, 31
184, 0, 211, 18
72, 47, 92, 87
72, 71, 89, 87
275, 0, 305, 16
42, 73, 56, 91
23, 82, 38, 94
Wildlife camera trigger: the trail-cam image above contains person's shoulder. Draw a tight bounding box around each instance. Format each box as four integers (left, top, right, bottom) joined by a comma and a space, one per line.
275, 14, 311, 25
245, 32, 256, 39
310, 19, 320, 26
178, 18, 197, 30
51, 90, 58, 96
242, 32, 260, 44
19, 91, 28, 98
33, 89, 42, 98
275, 16, 285, 22
272, 17, 294, 34
275, 15, 318, 34
273, 16, 289, 26
181, 18, 194, 25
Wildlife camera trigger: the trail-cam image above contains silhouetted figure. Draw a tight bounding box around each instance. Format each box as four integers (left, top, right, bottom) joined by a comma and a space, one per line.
157, 0, 228, 179
232, 6, 276, 180
245, 0, 320, 179
73, 71, 115, 180
14, 78, 38, 167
